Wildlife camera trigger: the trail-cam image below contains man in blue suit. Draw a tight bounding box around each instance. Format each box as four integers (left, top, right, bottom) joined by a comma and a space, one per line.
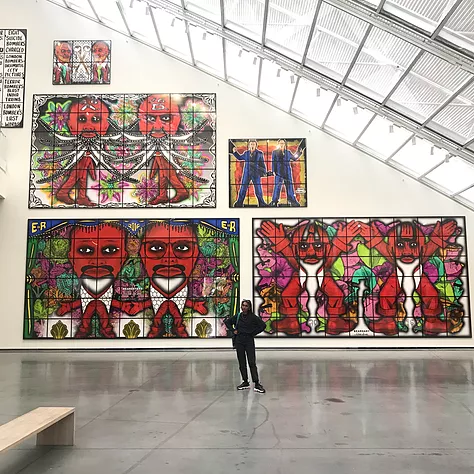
269, 139, 301, 207
232, 140, 268, 207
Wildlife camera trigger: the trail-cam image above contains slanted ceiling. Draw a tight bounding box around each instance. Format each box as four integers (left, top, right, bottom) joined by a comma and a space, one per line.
48, 0, 474, 209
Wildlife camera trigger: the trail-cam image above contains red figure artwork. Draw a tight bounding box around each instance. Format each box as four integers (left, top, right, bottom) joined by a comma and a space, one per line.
30, 93, 216, 208
254, 217, 469, 338
24, 219, 239, 339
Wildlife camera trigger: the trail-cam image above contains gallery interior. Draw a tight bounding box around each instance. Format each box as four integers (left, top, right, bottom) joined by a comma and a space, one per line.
1, 0, 474, 472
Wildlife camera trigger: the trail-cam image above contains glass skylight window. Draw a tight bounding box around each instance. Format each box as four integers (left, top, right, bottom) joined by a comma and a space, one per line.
357, 116, 413, 159
305, 2, 370, 81
425, 156, 474, 194
291, 78, 337, 126
223, 0, 265, 42
153, 11, 191, 62
324, 97, 374, 142
225, 41, 259, 94
189, 26, 225, 78
389, 136, 446, 177
259, 59, 296, 110
347, 27, 420, 102
185, 0, 221, 24
265, 0, 319, 62
387, 52, 471, 123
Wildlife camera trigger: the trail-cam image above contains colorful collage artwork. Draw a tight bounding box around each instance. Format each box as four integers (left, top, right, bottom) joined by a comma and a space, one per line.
229, 138, 307, 208
24, 219, 239, 339
53, 40, 111, 85
29, 93, 216, 208
253, 217, 470, 338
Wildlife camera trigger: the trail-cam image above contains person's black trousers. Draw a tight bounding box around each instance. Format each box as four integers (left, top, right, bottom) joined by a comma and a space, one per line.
235, 337, 259, 383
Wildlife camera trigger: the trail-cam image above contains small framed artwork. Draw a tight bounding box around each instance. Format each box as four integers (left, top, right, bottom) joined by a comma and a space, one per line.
53, 40, 111, 85
229, 138, 307, 208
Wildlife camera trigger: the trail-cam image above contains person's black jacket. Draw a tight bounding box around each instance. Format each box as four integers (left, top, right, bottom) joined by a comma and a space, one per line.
224, 312, 266, 345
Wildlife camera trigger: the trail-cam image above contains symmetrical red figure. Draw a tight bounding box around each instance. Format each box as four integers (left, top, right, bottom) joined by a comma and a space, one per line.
138, 94, 189, 205
53, 41, 72, 84
140, 221, 207, 337
57, 223, 129, 338
359, 220, 459, 335
55, 96, 110, 206
91, 41, 110, 84
258, 220, 361, 335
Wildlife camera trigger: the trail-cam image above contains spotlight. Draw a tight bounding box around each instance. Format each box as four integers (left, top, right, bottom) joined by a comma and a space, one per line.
430, 145, 435, 155
445, 153, 451, 163
238, 49, 243, 58
171, 17, 176, 27
411, 136, 417, 146
277, 68, 281, 78
353, 106, 358, 115
389, 124, 394, 134
253, 56, 258, 65
290, 75, 295, 84
129, 0, 134, 7
316, 87, 321, 97
202, 32, 207, 40
336, 97, 342, 106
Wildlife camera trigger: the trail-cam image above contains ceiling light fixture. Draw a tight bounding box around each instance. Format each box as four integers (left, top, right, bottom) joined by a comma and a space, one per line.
430, 145, 435, 155
277, 68, 281, 78
290, 75, 295, 84
238, 49, 243, 58
353, 106, 358, 115
202, 32, 207, 40
253, 56, 258, 65
411, 136, 417, 146
171, 17, 176, 27
316, 87, 321, 97
389, 124, 394, 134
129, 0, 134, 7
336, 97, 342, 107
445, 153, 451, 163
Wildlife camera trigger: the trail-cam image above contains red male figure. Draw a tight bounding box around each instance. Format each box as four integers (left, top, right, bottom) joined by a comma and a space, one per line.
359, 220, 458, 335
57, 222, 128, 338
259, 220, 361, 335
138, 94, 189, 205
140, 221, 207, 337
55, 96, 110, 206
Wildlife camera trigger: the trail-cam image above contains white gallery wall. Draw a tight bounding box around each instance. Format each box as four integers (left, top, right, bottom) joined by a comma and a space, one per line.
0, 0, 473, 348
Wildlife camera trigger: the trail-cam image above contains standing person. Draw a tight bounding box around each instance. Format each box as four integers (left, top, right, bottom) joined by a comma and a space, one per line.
232, 140, 268, 207
269, 139, 301, 207
225, 299, 266, 393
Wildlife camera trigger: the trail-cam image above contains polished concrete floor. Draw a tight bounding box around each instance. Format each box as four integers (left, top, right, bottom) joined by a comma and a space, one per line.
1, 350, 474, 473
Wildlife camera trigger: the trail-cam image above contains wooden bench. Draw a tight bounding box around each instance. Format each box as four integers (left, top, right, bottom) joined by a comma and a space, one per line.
0, 407, 75, 452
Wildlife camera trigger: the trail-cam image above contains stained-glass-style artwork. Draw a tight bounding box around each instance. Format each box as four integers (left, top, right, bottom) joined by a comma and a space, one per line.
229, 138, 307, 208
53, 40, 111, 85
0, 29, 27, 128
29, 93, 216, 208
253, 217, 470, 337
24, 218, 239, 339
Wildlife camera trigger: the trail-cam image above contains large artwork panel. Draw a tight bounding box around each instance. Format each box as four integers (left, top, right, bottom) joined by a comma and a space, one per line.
0, 29, 27, 128
29, 93, 216, 208
24, 218, 239, 339
229, 138, 307, 208
253, 217, 470, 338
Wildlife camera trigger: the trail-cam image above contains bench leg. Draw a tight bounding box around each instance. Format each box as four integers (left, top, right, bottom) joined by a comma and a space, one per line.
36, 413, 75, 446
